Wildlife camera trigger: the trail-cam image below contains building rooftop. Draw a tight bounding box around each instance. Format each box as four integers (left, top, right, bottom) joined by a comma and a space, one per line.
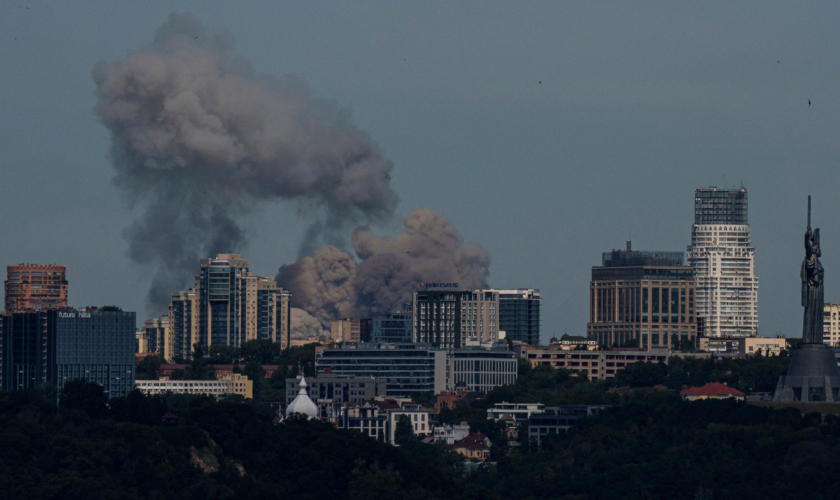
680, 382, 745, 397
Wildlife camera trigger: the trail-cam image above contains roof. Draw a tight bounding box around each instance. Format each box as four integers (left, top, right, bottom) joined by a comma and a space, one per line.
680, 382, 745, 396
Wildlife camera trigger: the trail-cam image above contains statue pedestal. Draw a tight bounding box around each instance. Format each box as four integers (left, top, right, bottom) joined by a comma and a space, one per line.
774, 344, 840, 403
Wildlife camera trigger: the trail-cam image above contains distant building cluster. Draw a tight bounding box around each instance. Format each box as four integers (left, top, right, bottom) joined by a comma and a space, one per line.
137, 253, 291, 360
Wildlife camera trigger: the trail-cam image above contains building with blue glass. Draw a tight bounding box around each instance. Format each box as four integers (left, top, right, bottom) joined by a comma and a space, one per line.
496, 289, 541, 345
0, 309, 136, 400
360, 312, 413, 343
198, 254, 249, 348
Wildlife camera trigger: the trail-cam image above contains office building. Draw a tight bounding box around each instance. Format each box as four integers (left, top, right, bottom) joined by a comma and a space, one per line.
0, 309, 135, 400
316, 342, 516, 397
135, 373, 252, 399
688, 187, 759, 337
588, 242, 696, 350
168, 288, 198, 360
497, 289, 541, 345
529, 406, 611, 447
449, 348, 517, 394
331, 318, 360, 343
5, 264, 68, 312
824, 303, 840, 347
412, 291, 465, 348
360, 312, 413, 343
515, 343, 671, 381
316, 343, 447, 398
284, 374, 386, 405
412, 289, 504, 348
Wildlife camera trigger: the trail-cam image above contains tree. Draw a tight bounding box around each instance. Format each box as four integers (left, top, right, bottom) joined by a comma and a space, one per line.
101, 305, 122, 312
59, 379, 108, 418
395, 415, 415, 445
136, 355, 163, 380
240, 339, 282, 364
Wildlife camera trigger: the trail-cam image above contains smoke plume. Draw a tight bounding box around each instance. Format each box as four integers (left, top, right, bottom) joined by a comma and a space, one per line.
290, 308, 330, 340
278, 207, 491, 326
93, 13, 398, 311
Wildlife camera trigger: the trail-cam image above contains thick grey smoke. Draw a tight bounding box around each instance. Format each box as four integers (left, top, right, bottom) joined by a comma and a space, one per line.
277, 245, 357, 328
93, 13, 398, 311
290, 308, 329, 341
278, 207, 491, 325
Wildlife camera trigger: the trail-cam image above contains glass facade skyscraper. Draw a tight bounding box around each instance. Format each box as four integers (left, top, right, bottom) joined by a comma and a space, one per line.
0, 309, 136, 400
496, 289, 541, 345
198, 254, 249, 348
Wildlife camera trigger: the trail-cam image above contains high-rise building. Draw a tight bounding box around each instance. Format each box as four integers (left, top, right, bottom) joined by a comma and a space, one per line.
688, 187, 758, 337
460, 290, 500, 346
4, 264, 68, 312
412, 290, 504, 349
144, 316, 170, 357
331, 318, 361, 342
0, 309, 136, 399
198, 254, 250, 348
412, 291, 465, 349
242, 275, 291, 348
194, 254, 291, 350
496, 289, 541, 345
168, 288, 198, 360
587, 242, 696, 350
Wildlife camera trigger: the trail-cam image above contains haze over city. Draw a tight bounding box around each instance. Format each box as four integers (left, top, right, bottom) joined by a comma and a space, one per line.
3, 2, 840, 338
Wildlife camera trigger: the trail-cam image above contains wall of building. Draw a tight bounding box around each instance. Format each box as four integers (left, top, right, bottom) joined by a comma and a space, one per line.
4, 264, 68, 312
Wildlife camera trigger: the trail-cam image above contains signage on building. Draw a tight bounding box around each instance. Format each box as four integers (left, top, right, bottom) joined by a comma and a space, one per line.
419, 282, 459, 289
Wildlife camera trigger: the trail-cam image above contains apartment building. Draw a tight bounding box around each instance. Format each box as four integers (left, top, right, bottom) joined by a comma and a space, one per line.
688, 187, 759, 337
4, 264, 68, 312
514, 344, 671, 381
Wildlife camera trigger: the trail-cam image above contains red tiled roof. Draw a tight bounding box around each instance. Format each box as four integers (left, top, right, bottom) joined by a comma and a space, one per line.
680, 382, 745, 396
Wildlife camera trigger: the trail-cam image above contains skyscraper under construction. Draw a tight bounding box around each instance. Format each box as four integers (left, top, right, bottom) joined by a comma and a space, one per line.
687, 187, 758, 337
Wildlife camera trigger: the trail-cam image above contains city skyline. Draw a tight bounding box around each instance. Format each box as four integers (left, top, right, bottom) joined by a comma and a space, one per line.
3, 4, 840, 340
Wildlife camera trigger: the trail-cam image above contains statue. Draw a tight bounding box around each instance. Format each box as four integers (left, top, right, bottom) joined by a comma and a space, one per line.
801, 196, 824, 344
774, 195, 840, 403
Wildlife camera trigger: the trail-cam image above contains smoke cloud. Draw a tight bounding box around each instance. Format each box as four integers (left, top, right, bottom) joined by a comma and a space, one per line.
278, 207, 491, 325
290, 308, 329, 340
93, 13, 398, 311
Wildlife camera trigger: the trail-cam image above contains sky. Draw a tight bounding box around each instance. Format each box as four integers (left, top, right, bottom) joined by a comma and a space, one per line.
2, 1, 840, 340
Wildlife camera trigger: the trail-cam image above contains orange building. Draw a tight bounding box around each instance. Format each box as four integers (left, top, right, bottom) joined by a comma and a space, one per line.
4, 264, 68, 312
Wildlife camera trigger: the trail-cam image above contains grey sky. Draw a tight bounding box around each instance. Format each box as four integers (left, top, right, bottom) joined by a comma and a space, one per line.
2, 2, 839, 339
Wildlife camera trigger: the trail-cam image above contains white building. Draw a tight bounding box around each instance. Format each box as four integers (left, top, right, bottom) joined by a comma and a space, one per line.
433, 422, 471, 444
135, 373, 252, 399
687, 187, 758, 337
487, 402, 544, 422
387, 408, 432, 443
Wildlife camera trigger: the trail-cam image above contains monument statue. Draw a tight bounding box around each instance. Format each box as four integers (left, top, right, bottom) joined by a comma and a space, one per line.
774, 195, 840, 403
801, 196, 824, 344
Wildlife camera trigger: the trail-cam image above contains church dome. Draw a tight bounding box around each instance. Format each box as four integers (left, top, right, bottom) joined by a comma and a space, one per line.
285, 376, 319, 419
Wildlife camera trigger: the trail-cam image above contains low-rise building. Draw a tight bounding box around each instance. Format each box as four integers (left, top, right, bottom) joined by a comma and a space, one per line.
738, 337, 783, 356
680, 382, 745, 401
338, 402, 388, 440
529, 405, 611, 446
433, 422, 470, 444
285, 375, 386, 405
135, 373, 253, 399
432, 390, 481, 411
487, 402, 544, 422
387, 408, 432, 443
157, 364, 278, 380
449, 347, 517, 393
447, 432, 491, 461
825, 303, 840, 347
515, 344, 670, 381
